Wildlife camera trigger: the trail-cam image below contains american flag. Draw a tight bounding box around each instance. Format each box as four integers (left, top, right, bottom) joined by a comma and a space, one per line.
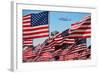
68, 16, 91, 38
23, 39, 33, 46
23, 11, 49, 46
63, 37, 75, 44
44, 40, 55, 50
61, 39, 86, 54
53, 32, 75, 45
54, 33, 63, 45
60, 39, 88, 61
70, 44, 87, 53
61, 29, 75, 44
23, 47, 35, 61
70, 22, 82, 30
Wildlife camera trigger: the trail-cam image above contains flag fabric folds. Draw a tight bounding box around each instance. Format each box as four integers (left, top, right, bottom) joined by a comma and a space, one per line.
23, 11, 49, 40
23, 11, 49, 46
68, 16, 91, 38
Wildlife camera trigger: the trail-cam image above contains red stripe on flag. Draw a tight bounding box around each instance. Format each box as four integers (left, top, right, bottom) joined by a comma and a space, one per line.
67, 35, 91, 38
23, 26, 48, 31
23, 25, 31, 27
23, 30, 49, 36
23, 21, 31, 24
23, 17, 31, 20
71, 31, 91, 34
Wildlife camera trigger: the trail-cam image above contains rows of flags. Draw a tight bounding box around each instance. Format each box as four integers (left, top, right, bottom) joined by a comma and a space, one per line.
23, 38, 90, 62
22, 11, 91, 62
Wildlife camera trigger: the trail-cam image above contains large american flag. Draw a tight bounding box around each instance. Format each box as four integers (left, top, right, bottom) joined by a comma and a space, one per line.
68, 16, 91, 38
23, 11, 49, 46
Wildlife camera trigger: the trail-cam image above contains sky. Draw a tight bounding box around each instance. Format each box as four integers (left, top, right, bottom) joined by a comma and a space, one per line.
23, 10, 91, 46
